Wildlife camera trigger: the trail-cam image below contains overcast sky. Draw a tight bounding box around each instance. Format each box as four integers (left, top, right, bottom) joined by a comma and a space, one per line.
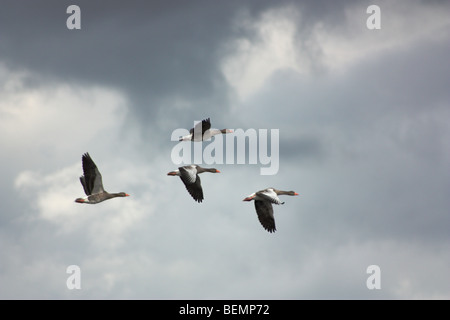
1, 0, 449, 299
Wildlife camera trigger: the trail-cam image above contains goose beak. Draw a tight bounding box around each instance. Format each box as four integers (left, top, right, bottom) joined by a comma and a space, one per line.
216, 169, 221, 173
243, 196, 253, 201
125, 194, 130, 197
167, 171, 177, 176
294, 192, 299, 196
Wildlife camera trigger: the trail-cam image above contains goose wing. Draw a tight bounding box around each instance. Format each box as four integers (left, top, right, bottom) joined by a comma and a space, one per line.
179, 166, 204, 203
79, 176, 90, 196
190, 118, 211, 140
80, 153, 105, 195
254, 200, 276, 233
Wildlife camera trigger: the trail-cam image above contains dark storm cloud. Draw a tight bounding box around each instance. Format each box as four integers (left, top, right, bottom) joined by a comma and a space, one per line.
1, 1, 231, 110
0, 1, 254, 119
0, 0, 364, 127
1, 0, 450, 299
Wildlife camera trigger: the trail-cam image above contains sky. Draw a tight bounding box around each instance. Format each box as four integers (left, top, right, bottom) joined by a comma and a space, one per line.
0, 0, 449, 299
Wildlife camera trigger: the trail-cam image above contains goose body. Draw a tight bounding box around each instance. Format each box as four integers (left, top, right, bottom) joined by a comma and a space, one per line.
167, 165, 220, 202
179, 118, 233, 141
75, 153, 130, 204
243, 188, 298, 233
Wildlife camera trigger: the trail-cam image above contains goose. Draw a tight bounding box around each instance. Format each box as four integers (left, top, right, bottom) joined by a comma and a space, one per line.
75, 153, 130, 204
179, 117, 233, 141
167, 165, 220, 202
243, 188, 299, 233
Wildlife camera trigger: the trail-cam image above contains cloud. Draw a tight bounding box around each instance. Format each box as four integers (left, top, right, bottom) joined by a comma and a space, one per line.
220, 0, 450, 104
313, 0, 450, 71
13, 156, 158, 250
0, 0, 449, 300
0, 63, 128, 169
221, 6, 304, 101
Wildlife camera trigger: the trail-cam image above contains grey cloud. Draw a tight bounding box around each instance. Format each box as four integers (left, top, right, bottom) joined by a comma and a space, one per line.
0, 0, 367, 129
1, 0, 449, 299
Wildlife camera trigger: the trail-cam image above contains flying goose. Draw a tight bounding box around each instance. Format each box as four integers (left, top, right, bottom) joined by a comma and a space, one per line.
243, 188, 299, 233
179, 117, 233, 141
167, 165, 220, 202
75, 153, 130, 204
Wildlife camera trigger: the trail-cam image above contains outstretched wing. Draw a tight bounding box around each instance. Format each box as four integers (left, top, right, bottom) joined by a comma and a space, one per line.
79, 176, 90, 196
189, 118, 211, 140
254, 200, 276, 233
80, 153, 105, 195
179, 166, 204, 203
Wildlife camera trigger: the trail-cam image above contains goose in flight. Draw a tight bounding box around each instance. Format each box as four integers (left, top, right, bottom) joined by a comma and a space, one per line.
167, 165, 220, 202
243, 188, 299, 233
75, 153, 130, 204
179, 117, 233, 141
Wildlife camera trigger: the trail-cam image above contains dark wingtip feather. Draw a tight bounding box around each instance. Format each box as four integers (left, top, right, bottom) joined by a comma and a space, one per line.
190, 190, 204, 203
